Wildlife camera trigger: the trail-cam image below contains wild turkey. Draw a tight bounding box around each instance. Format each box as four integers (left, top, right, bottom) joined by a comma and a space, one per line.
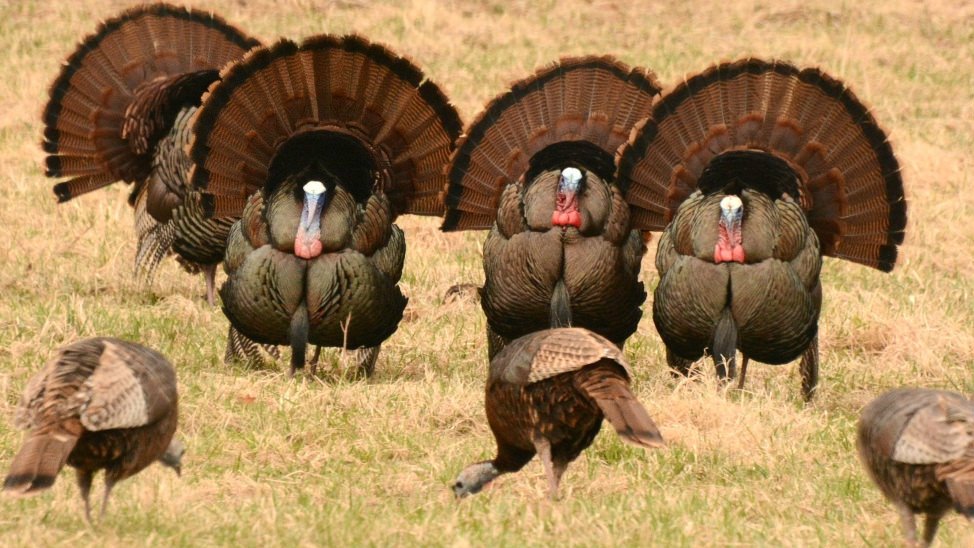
615, 59, 907, 400
857, 388, 974, 546
41, 3, 260, 304
189, 35, 462, 377
453, 327, 663, 499
3, 338, 181, 522
441, 57, 661, 359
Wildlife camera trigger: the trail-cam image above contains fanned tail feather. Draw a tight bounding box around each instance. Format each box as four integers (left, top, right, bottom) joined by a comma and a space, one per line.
442, 56, 661, 231
43, 3, 259, 201
189, 34, 462, 219
617, 58, 906, 272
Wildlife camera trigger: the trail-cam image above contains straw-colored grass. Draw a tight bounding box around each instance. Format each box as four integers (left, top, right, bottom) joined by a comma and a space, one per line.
1, 0, 972, 545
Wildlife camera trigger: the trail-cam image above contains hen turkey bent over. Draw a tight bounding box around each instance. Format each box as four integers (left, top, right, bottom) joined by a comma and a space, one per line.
616, 59, 907, 399
453, 328, 663, 499
41, 3, 260, 304
190, 35, 462, 377
858, 388, 974, 547
441, 57, 660, 359
3, 338, 181, 522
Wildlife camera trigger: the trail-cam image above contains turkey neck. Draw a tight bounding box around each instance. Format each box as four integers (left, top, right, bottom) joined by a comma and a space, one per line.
714, 195, 744, 263
294, 180, 328, 259
266, 178, 356, 256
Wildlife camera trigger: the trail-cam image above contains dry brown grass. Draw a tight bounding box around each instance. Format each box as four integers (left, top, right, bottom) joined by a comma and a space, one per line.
1, 0, 973, 545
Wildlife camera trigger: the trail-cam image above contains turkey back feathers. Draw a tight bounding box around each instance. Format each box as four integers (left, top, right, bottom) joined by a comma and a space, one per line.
617, 58, 906, 271
442, 56, 661, 231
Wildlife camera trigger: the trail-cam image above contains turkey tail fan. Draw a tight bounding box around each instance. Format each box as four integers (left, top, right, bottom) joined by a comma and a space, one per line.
42, 3, 260, 203
616, 58, 906, 272
441, 56, 662, 231
189, 34, 463, 219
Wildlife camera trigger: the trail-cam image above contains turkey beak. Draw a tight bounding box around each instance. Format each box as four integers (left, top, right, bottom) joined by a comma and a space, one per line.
173, 464, 181, 477
295, 180, 327, 260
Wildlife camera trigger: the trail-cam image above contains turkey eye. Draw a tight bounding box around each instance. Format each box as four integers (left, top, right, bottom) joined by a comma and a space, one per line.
454, 481, 463, 489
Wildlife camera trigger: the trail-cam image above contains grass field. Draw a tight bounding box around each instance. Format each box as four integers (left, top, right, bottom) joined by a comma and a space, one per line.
1, 0, 973, 545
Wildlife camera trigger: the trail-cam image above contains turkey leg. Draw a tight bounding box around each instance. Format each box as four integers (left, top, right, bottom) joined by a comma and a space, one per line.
532, 435, 562, 500
202, 263, 217, 307
799, 336, 819, 401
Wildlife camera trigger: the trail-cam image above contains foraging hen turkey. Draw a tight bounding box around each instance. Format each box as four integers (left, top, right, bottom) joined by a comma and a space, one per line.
189, 35, 462, 377
3, 338, 181, 522
616, 59, 907, 399
441, 57, 661, 359
453, 328, 663, 499
858, 388, 974, 546
42, 3, 260, 304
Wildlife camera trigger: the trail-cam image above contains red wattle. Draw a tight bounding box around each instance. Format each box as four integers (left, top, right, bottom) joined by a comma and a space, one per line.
552, 191, 581, 228
714, 222, 745, 264
294, 227, 323, 259
731, 245, 745, 263
565, 210, 581, 227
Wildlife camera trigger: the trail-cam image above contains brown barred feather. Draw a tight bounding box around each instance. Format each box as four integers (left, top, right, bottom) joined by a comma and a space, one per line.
133, 186, 176, 282
460, 328, 662, 499
489, 327, 630, 385
442, 56, 661, 231
617, 58, 906, 271
43, 3, 259, 202
190, 34, 462, 218
858, 388, 974, 544
3, 338, 179, 520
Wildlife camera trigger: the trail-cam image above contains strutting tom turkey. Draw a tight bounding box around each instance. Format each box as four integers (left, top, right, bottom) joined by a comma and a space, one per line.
858, 388, 974, 546
189, 35, 462, 377
441, 57, 661, 359
41, 3, 260, 304
616, 59, 907, 400
453, 328, 663, 499
3, 338, 181, 522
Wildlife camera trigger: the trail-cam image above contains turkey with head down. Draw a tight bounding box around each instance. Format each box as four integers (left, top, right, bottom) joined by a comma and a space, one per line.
858, 388, 974, 547
616, 59, 907, 400
190, 35, 462, 377
442, 57, 661, 359
3, 338, 181, 523
453, 327, 663, 499
41, 3, 261, 305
